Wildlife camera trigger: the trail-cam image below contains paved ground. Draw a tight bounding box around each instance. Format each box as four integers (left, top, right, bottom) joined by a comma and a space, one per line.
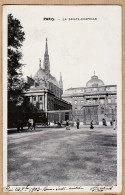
8, 126, 117, 186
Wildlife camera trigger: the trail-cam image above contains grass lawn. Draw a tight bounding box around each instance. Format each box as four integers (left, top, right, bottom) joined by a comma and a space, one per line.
8, 126, 117, 186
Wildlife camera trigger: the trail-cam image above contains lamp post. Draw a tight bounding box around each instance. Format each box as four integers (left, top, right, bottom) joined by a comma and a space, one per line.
59, 109, 61, 123
105, 93, 109, 115
44, 88, 46, 111
112, 108, 114, 120
44, 88, 48, 125
41, 102, 43, 111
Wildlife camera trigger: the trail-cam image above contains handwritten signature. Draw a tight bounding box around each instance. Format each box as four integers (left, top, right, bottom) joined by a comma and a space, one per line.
90, 186, 113, 192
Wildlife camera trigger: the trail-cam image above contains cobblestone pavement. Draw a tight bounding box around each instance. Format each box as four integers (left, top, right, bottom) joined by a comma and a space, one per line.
7, 126, 117, 186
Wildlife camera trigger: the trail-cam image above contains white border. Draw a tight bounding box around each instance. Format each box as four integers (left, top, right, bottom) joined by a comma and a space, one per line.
3, 5, 122, 192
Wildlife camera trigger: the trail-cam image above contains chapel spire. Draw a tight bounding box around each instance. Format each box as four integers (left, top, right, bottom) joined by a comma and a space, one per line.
43, 38, 50, 74
45, 38, 48, 55
59, 72, 63, 90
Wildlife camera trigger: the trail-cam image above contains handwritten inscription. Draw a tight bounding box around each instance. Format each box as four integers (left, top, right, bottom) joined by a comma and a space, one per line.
5, 185, 114, 192
5, 185, 83, 192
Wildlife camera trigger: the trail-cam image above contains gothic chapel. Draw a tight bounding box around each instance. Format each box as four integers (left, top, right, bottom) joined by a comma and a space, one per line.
24, 38, 72, 122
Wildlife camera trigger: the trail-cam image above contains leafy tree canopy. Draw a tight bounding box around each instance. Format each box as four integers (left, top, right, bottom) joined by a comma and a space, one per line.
8, 14, 42, 128
8, 14, 25, 103
8, 14, 25, 48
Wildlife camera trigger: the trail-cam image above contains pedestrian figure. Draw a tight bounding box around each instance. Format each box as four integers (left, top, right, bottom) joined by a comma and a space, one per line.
102, 118, 107, 126
113, 120, 117, 130
90, 120, 94, 129
66, 120, 70, 130
28, 119, 33, 130
28, 120, 31, 130
57, 121, 61, 127
17, 120, 21, 132
33, 119, 36, 130
17, 119, 23, 132
48, 120, 50, 126
76, 119, 80, 129
110, 120, 113, 126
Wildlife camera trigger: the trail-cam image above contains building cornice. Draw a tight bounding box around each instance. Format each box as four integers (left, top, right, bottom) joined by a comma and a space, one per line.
65, 84, 117, 91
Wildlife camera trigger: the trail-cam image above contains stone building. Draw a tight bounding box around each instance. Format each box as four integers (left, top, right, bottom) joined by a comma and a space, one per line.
62, 74, 117, 125
24, 38, 72, 122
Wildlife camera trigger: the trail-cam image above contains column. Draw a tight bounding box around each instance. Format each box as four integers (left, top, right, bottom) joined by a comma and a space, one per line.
36, 95, 38, 102
98, 95, 99, 104
45, 92, 48, 112
30, 96, 32, 103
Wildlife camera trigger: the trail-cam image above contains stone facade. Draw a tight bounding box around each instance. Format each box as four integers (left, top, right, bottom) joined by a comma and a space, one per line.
62, 74, 117, 125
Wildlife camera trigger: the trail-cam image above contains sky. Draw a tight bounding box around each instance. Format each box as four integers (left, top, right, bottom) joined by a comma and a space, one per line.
3, 5, 122, 90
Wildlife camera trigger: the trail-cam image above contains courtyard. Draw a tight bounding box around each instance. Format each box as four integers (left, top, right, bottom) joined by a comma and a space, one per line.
8, 126, 117, 186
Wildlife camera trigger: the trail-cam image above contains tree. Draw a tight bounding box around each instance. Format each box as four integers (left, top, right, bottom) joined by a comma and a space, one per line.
21, 97, 39, 114
8, 14, 25, 103
7, 14, 41, 128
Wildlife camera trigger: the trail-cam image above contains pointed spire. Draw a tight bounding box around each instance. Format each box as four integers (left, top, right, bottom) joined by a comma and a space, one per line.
59, 72, 63, 90
43, 38, 50, 74
39, 58, 41, 69
45, 38, 48, 55
94, 70, 95, 76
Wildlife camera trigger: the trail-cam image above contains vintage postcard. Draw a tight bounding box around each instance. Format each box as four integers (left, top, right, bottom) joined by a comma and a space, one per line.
2, 4, 122, 193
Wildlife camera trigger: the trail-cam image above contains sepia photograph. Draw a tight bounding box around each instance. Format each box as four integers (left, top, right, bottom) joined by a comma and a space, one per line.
3, 5, 122, 192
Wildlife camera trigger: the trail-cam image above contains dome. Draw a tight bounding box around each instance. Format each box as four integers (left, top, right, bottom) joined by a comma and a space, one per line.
86, 75, 104, 87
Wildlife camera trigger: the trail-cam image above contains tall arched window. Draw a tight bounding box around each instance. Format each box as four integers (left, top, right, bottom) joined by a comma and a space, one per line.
101, 106, 104, 114
74, 100, 77, 104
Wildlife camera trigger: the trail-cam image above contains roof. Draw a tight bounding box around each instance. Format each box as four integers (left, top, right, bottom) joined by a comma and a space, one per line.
86, 75, 104, 87
33, 68, 60, 86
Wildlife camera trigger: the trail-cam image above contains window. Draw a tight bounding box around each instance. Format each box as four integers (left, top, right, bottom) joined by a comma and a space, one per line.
34, 96, 36, 101
87, 89, 91, 92
81, 100, 83, 104
74, 100, 77, 104
100, 98, 104, 104
101, 106, 104, 114
88, 108, 91, 114
108, 98, 111, 103
39, 96, 42, 101
93, 98, 98, 103
109, 107, 112, 114
86, 99, 91, 104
